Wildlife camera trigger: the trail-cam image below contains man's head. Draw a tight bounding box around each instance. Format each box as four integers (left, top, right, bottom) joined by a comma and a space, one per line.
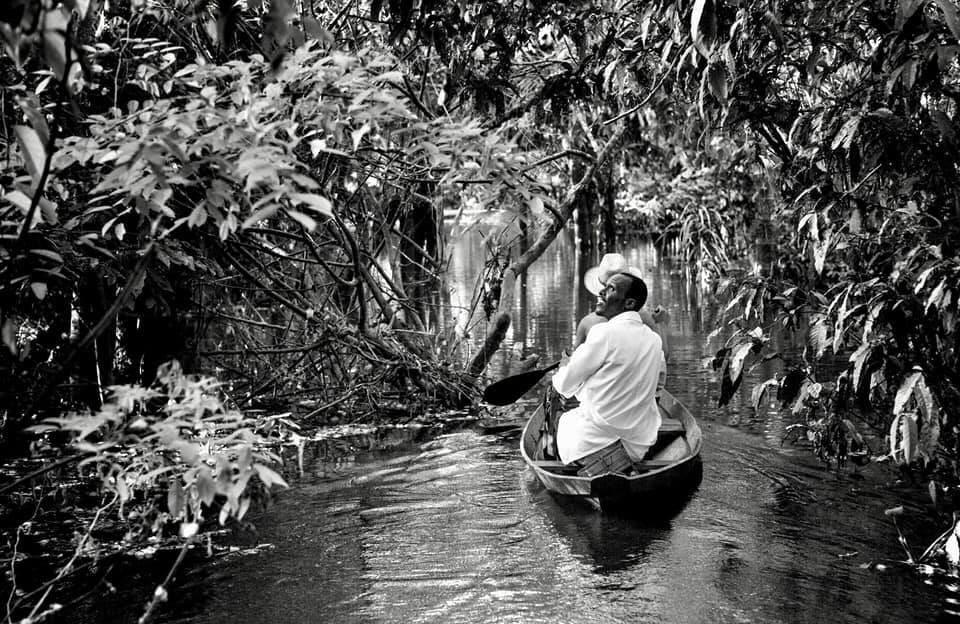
596, 272, 648, 318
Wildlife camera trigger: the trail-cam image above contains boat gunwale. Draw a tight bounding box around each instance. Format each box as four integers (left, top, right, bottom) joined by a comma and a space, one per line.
519, 389, 702, 490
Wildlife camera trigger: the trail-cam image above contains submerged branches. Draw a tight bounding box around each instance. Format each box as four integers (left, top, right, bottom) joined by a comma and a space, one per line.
194, 202, 475, 416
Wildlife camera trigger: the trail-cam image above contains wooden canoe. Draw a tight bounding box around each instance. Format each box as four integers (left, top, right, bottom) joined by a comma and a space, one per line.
520, 389, 703, 513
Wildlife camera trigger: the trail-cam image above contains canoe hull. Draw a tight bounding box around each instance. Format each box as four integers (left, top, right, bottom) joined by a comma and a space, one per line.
520, 390, 703, 513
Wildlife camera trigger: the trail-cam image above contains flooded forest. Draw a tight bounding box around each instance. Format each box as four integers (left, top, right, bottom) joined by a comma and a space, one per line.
2, 1, 960, 622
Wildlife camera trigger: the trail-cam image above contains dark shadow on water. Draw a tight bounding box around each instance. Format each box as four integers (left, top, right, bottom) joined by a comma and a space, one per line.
530, 478, 700, 574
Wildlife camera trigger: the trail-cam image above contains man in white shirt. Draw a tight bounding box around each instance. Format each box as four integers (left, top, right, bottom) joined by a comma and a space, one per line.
551, 271, 665, 464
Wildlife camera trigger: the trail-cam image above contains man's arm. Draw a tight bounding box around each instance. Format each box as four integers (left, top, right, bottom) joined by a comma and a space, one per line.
640, 306, 670, 361
575, 312, 605, 347
552, 325, 607, 398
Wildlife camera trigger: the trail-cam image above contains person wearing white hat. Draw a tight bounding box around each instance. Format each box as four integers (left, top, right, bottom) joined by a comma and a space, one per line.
577, 253, 669, 355
550, 271, 666, 464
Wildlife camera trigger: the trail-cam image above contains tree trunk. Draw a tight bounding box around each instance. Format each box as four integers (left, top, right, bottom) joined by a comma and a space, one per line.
600, 161, 617, 249
496, 124, 627, 319
398, 184, 440, 306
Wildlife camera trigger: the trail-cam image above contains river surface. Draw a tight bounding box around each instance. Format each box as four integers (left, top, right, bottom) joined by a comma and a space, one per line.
77, 226, 956, 623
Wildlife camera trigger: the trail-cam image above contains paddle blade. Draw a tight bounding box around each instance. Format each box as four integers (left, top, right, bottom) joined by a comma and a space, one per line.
482, 362, 559, 406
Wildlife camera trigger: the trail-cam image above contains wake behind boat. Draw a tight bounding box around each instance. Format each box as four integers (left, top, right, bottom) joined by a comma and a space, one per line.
520, 389, 703, 513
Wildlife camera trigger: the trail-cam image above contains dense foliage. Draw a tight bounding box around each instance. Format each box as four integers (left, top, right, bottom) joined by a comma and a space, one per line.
4, 0, 960, 617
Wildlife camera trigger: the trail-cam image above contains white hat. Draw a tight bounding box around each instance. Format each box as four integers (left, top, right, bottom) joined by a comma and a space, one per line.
583, 253, 644, 296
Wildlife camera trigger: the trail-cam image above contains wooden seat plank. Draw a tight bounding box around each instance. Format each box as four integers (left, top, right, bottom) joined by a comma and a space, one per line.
659, 418, 683, 433
533, 460, 581, 475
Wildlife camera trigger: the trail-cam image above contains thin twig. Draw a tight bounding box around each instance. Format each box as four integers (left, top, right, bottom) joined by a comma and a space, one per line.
603, 49, 680, 126
0, 453, 89, 496
24, 497, 116, 621
138, 537, 193, 624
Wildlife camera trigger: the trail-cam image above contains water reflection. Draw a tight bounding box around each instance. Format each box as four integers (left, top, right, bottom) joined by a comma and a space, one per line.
532, 487, 694, 575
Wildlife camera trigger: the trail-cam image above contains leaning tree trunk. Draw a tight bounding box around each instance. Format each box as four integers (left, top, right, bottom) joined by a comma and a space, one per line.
496, 124, 627, 320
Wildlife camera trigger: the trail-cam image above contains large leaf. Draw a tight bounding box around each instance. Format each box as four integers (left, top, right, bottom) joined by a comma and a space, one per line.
707, 63, 727, 101
897, 0, 924, 30
254, 463, 289, 489
893, 370, 922, 415
167, 478, 185, 519
812, 234, 831, 275
750, 378, 780, 413
690, 0, 717, 57
936, 0, 960, 41
831, 115, 861, 151
889, 412, 918, 464
41, 7, 70, 79
914, 376, 941, 463
14, 125, 46, 185
849, 342, 872, 393
289, 193, 333, 217
727, 341, 755, 385
808, 316, 829, 358
2, 318, 16, 355
17, 96, 50, 145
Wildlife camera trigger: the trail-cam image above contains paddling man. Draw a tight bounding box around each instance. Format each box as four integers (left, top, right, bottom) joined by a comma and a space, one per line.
550, 271, 665, 465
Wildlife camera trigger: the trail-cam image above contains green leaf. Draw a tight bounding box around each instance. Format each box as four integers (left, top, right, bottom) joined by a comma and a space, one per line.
707, 64, 727, 101
808, 316, 829, 357
171, 439, 199, 463
16, 96, 50, 146
813, 235, 830, 275
936, 0, 960, 41
286, 209, 317, 231
690, 0, 717, 57
41, 7, 70, 79
14, 125, 46, 185
241, 204, 279, 229
4, 190, 33, 213
926, 279, 948, 312
916, 377, 941, 464
849, 342, 872, 392
38, 197, 57, 224
915, 265, 939, 294
831, 116, 861, 151
254, 463, 288, 489
750, 379, 779, 413
197, 467, 217, 505
894, 370, 922, 415
3, 319, 18, 355
30, 282, 47, 300
289, 193, 333, 217
237, 497, 251, 520
727, 341, 754, 385
890, 412, 918, 464
897, 0, 924, 30
115, 475, 130, 502
168, 478, 185, 519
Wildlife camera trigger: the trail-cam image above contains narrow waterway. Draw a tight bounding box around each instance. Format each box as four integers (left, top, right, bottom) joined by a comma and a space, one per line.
75, 227, 954, 623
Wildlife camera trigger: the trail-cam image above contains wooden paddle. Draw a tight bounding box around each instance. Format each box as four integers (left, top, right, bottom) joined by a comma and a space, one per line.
482, 361, 561, 405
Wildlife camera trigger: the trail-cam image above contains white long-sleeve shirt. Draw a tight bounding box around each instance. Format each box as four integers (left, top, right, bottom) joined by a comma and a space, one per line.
552, 310, 665, 449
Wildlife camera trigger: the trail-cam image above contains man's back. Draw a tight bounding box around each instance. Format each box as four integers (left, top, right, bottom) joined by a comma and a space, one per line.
554, 311, 663, 446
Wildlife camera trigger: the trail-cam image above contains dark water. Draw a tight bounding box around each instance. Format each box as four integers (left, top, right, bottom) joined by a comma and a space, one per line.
79, 227, 955, 623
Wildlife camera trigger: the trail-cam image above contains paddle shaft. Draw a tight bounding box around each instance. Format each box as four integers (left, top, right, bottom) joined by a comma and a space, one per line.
482, 360, 561, 405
